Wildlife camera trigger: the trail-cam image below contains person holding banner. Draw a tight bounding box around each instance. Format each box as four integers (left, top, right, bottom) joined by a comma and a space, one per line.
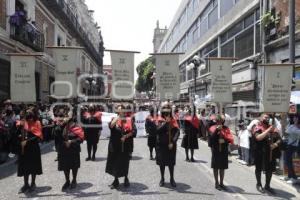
15, 108, 43, 193
208, 115, 234, 191
82, 104, 102, 161
254, 113, 282, 194
181, 109, 200, 162
156, 103, 180, 187
57, 116, 84, 191
145, 107, 157, 160
105, 104, 133, 189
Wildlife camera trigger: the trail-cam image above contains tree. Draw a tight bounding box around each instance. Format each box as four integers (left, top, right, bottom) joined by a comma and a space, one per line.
135, 57, 155, 93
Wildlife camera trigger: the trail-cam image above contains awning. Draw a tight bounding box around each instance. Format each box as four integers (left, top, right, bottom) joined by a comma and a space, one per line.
232, 81, 255, 93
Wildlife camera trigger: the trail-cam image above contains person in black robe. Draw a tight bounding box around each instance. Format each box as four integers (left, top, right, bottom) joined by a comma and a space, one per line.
105, 104, 133, 189
82, 104, 102, 161
15, 108, 43, 193
253, 113, 282, 194
208, 115, 234, 191
57, 116, 84, 191
125, 104, 136, 160
145, 107, 157, 160
181, 109, 199, 162
156, 103, 180, 187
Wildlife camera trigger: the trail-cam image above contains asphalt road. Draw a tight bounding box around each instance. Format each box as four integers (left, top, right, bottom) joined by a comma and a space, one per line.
0, 137, 299, 200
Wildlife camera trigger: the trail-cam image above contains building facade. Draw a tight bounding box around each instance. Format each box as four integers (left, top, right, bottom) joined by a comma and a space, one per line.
0, 0, 104, 102
157, 0, 300, 114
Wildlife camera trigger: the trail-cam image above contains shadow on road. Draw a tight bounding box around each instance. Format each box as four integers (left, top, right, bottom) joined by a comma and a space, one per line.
118, 182, 167, 196
130, 156, 143, 161
225, 185, 296, 199
165, 182, 214, 196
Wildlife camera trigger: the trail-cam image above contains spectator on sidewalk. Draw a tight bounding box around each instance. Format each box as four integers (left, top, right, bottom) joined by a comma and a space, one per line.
238, 121, 250, 165
284, 114, 300, 184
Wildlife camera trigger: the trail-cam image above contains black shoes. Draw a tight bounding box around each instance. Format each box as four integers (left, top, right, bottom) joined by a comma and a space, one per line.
62, 181, 70, 191
159, 178, 165, 187
170, 179, 177, 187
219, 184, 227, 191
91, 156, 96, 161
185, 158, 190, 162
256, 184, 265, 193
215, 183, 222, 190
124, 177, 130, 187
86, 157, 91, 161
70, 180, 77, 189
264, 186, 275, 194
190, 158, 195, 162
19, 184, 30, 193
29, 183, 36, 192
110, 179, 119, 189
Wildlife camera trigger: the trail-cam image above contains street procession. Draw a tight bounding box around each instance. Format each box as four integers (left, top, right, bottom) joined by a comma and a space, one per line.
1, 0, 300, 200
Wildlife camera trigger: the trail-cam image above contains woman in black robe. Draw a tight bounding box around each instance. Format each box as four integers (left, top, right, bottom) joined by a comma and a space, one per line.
82, 104, 102, 161
156, 104, 180, 187
208, 115, 234, 190
145, 107, 157, 160
57, 117, 84, 191
16, 108, 43, 193
105, 104, 133, 189
181, 110, 199, 162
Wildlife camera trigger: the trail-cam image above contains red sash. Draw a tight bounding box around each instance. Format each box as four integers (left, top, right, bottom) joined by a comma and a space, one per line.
156, 116, 179, 129
254, 122, 279, 134
68, 126, 85, 140
116, 117, 133, 133
209, 125, 234, 144
17, 120, 43, 139
84, 111, 102, 122
185, 115, 200, 129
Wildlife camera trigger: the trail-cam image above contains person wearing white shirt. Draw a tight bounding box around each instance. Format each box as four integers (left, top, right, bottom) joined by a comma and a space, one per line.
284, 115, 300, 184
238, 122, 251, 165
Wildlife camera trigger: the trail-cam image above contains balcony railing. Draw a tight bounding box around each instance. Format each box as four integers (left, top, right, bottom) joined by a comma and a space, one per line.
10, 22, 44, 52
41, 0, 102, 65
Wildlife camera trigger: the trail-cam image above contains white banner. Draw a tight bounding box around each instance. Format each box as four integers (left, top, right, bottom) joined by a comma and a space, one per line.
100, 112, 118, 138
134, 111, 149, 137
10, 56, 36, 102
51, 47, 82, 98
210, 59, 233, 103
155, 54, 180, 100
111, 51, 135, 100
260, 65, 293, 113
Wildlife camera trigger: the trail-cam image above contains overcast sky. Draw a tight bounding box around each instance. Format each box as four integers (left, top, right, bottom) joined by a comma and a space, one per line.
85, 0, 182, 79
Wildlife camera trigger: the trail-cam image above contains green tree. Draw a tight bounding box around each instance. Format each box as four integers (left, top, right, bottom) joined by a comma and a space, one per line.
135, 57, 155, 93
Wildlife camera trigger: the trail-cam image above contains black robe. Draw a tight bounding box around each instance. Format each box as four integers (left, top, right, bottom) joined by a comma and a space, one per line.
254, 129, 282, 172
145, 116, 157, 148
16, 131, 43, 177
57, 127, 83, 171
83, 115, 101, 145
156, 122, 180, 166
181, 120, 199, 149
105, 125, 131, 178
209, 128, 229, 169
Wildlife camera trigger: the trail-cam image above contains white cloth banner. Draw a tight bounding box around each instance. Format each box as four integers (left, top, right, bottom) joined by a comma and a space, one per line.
155, 54, 180, 100
210, 59, 233, 103
100, 112, 118, 138
10, 56, 36, 102
134, 111, 149, 137
260, 65, 293, 112
52, 47, 82, 98
111, 51, 135, 100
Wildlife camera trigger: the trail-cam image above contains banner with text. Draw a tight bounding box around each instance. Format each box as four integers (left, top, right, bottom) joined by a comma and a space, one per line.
111, 51, 135, 100
260, 65, 293, 113
210, 59, 233, 103
155, 54, 180, 100
10, 56, 36, 102
134, 111, 149, 137
52, 48, 82, 98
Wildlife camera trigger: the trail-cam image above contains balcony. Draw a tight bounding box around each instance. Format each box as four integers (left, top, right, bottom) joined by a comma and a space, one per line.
40, 0, 102, 66
10, 22, 44, 52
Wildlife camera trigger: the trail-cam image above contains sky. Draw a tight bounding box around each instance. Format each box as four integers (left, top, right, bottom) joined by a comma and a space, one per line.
85, 0, 182, 80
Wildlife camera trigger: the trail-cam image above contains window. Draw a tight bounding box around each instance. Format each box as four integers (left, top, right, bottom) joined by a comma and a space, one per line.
221, 40, 234, 57
81, 56, 85, 72
192, 23, 199, 43
193, 0, 199, 10
244, 14, 254, 28
220, 0, 234, 17
180, 68, 187, 83
180, 9, 187, 28
208, 5, 218, 28
235, 27, 254, 60
187, 1, 193, 18
228, 21, 243, 38
181, 38, 187, 52
57, 36, 62, 46
187, 69, 193, 80
187, 30, 193, 49
255, 23, 261, 53
255, 8, 260, 21
200, 17, 208, 36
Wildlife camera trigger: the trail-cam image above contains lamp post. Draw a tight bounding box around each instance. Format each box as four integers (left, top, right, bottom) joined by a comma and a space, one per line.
187, 55, 206, 111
